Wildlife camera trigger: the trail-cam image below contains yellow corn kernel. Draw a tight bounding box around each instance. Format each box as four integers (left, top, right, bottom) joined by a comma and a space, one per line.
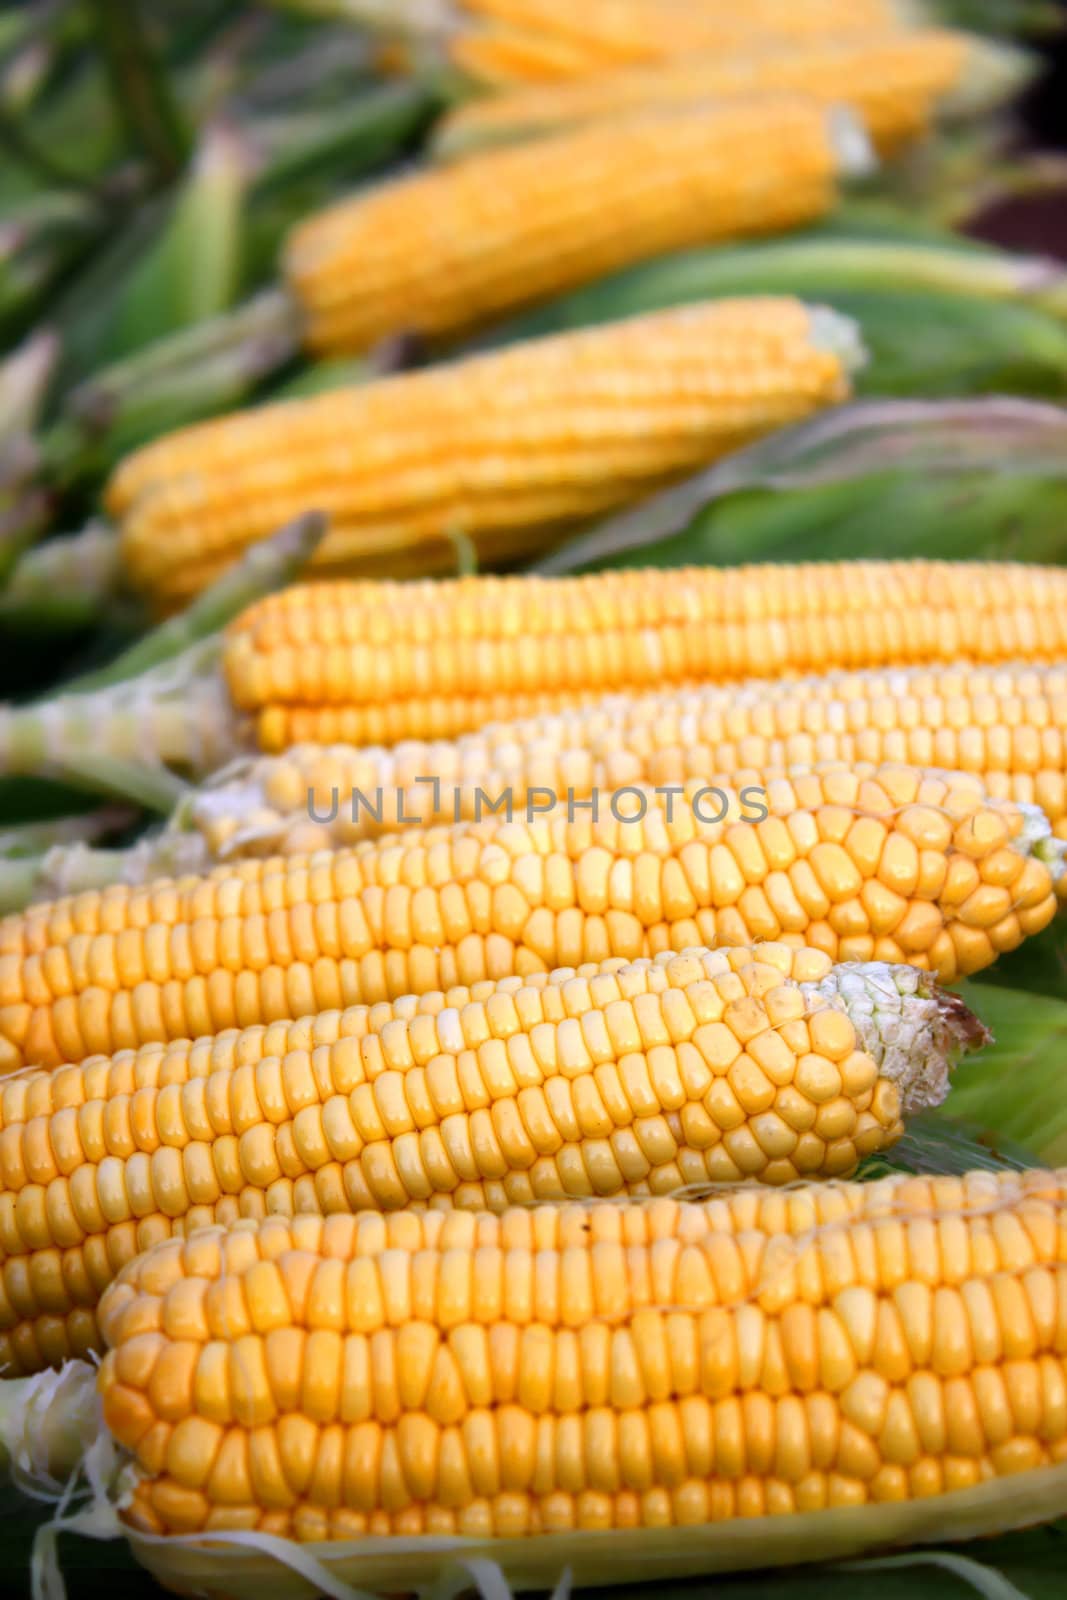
82, 660, 1067, 885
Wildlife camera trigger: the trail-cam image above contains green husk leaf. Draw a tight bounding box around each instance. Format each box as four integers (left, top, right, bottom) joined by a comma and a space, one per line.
106, 121, 250, 359
87, 0, 190, 182
534, 398, 1067, 574
272, 356, 371, 398
923, 0, 1065, 33
249, 79, 437, 201
495, 263, 1067, 405
947, 983, 1067, 1166
0, 326, 56, 438
493, 233, 1067, 345
0, 524, 124, 630
0, 192, 102, 346
43, 287, 302, 484
67, 509, 327, 692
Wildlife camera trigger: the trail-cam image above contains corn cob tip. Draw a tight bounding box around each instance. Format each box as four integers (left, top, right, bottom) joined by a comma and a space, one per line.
803, 962, 989, 1116
825, 104, 877, 180
1018, 801, 1067, 882
805, 304, 867, 375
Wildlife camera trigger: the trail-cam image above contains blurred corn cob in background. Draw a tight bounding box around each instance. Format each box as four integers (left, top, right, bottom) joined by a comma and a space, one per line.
279, 95, 864, 357
435, 29, 1015, 159
1, 3, 1047, 580
108, 299, 860, 606
341, 0, 925, 81
9, 283, 1067, 642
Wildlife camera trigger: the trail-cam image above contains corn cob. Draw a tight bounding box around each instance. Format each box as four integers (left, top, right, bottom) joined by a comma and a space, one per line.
438, 30, 974, 160
226, 562, 1067, 751
216, 657, 1067, 855
453, 0, 907, 74
63, 660, 1067, 886
107, 299, 860, 607
278, 98, 861, 361
0, 761, 1061, 1075
12, 649, 1067, 913
0, 943, 988, 1375
449, 25, 614, 84
22, 658, 1067, 902
17, 1164, 1062, 1564
20, 557, 1067, 796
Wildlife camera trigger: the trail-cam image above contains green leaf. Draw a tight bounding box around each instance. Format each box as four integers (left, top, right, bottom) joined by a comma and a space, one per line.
107, 122, 250, 358
945, 982, 1067, 1166
533, 398, 1067, 575
490, 233, 1067, 347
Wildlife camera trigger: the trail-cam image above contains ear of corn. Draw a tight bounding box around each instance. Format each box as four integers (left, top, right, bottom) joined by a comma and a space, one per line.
13, 557, 1067, 797
107, 298, 860, 607
78, 1164, 1067, 1554
224, 561, 1067, 750
0, 761, 1061, 1075
0, 943, 988, 1375
276, 97, 860, 360
53, 660, 1067, 884
437, 30, 977, 161
453, 0, 907, 76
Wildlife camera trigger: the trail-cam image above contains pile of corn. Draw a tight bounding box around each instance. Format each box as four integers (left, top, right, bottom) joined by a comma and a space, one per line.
3, 4, 1067, 1599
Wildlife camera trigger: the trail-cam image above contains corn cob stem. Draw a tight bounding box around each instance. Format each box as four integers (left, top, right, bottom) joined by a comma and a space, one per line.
0, 645, 230, 806
67, 510, 326, 694
0, 810, 136, 915
0, 847, 141, 916
0, 523, 123, 630
0, 514, 325, 800
0, 328, 57, 441
39, 288, 303, 493
0, 488, 51, 587
0, 1361, 110, 1487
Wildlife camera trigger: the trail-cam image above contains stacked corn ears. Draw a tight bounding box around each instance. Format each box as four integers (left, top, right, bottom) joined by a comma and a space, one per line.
3, 4, 1067, 1599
